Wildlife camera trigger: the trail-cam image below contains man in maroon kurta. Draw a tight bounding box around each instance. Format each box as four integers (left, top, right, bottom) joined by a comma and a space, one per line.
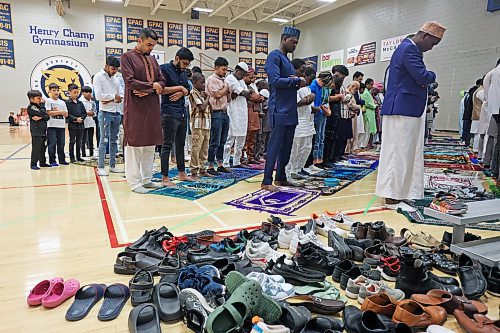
121, 28, 166, 193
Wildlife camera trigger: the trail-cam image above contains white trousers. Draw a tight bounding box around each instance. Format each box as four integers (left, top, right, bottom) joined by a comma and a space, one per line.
375, 114, 425, 200
223, 135, 246, 167
117, 124, 124, 153
358, 132, 370, 148
286, 135, 313, 178
125, 145, 155, 190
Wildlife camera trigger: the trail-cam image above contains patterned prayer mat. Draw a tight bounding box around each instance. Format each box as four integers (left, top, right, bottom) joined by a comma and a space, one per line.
152, 167, 263, 182
295, 179, 354, 196
426, 137, 463, 146
327, 166, 374, 181
424, 153, 469, 165
225, 187, 321, 216
335, 158, 379, 169
424, 173, 484, 192
424, 162, 482, 171
245, 162, 266, 170
73, 156, 124, 167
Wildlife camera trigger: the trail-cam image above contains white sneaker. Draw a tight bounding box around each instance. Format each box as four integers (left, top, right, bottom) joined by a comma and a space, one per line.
426, 325, 456, 333
96, 168, 108, 176
246, 272, 295, 301
277, 227, 298, 249
143, 182, 163, 189
309, 165, 323, 173
312, 213, 346, 237
132, 186, 150, 194
386, 202, 417, 212
109, 167, 125, 173
326, 211, 356, 230
244, 239, 284, 268
289, 228, 333, 254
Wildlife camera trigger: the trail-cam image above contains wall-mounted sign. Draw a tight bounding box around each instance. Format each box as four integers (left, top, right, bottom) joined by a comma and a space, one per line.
380, 34, 407, 62
0, 2, 12, 33
319, 50, 344, 71
302, 55, 318, 72
0, 38, 14, 68
346, 41, 376, 67
105, 47, 124, 61
204, 26, 220, 51
29, 25, 95, 48
104, 15, 123, 43
255, 32, 268, 54
147, 20, 164, 46
222, 28, 237, 52
167, 22, 183, 47
126, 18, 143, 44
186, 24, 201, 49
239, 30, 253, 53
255, 59, 267, 79
239, 57, 253, 68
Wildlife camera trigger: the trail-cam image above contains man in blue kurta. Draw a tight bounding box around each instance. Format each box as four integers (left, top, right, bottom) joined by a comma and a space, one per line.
262, 26, 305, 192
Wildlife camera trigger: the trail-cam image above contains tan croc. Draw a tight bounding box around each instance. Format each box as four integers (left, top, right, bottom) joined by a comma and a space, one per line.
400, 228, 436, 250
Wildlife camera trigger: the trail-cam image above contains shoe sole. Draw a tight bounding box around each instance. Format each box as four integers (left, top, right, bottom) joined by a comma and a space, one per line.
277, 239, 292, 249
363, 257, 380, 267
344, 289, 359, 299
377, 267, 397, 282
179, 288, 214, 313
357, 295, 366, 305
487, 290, 500, 297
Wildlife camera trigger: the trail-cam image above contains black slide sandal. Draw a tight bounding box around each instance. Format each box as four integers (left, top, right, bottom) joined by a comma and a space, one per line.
97, 284, 130, 321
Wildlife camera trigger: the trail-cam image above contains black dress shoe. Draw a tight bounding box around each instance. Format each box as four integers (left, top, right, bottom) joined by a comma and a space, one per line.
217, 166, 231, 173
430, 253, 458, 275
300, 316, 343, 333
442, 231, 481, 246
343, 305, 393, 333
428, 271, 460, 286
206, 168, 219, 176
332, 260, 355, 283
458, 254, 487, 300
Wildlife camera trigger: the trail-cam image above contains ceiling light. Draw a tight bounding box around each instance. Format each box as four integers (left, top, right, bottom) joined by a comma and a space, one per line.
272, 17, 289, 23
193, 7, 214, 13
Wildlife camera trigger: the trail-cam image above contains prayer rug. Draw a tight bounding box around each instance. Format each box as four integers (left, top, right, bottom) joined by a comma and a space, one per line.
245, 162, 266, 170
152, 167, 263, 183
424, 153, 469, 164
327, 166, 374, 181
335, 159, 379, 169
74, 156, 124, 167
295, 179, 354, 196
424, 173, 484, 192
225, 187, 321, 215
426, 137, 463, 146
424, 162, 482, 171
148, 178, 235, 200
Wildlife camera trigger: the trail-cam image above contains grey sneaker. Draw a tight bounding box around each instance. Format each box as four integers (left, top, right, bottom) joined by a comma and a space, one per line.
143, 182, 163, 189
357, 280, 405, 304
132, 186, 150, 194
179, 288, 214, 333
109, 167, 125, 173
345, 275, 369, 300
96, 168, 108, 176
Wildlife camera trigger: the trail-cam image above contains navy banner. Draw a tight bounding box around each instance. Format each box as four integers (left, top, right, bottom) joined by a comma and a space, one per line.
222, 28, 236, 52
0, 38, 15, 68
105, 47, 124, 61
239, 57, 253, 68
302, 55, 318, 72
255, 32, 268, 54
126, 18, 144, 44
147, 20, 164, 46
255, 59, 266, 79
239, 30, 253, 53
167, 22, 183, 47
0, 2, 12, 33
104, 16, 123, 43
186, 24, 201, 49
204, 26, 220, 51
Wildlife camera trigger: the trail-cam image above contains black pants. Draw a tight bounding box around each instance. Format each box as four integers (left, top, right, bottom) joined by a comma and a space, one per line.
161, 114, 187, 176
323, 118, 339, 165
492, 115, 500, 178
462, 119, 472, 145
31, 136, 47, 167
69, 126, 84, 161
263, 124, 296, 184
47, 127, 66, 164
334, 118, 353, 161
81, 127, 94, 157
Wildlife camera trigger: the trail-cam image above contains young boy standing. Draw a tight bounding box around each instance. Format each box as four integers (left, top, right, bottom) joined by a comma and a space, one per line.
189, 73, 212, 179
27, 90, 51, 170
80, 86, 96, 158
66, 84, 87, 163
45, 83, 69, 166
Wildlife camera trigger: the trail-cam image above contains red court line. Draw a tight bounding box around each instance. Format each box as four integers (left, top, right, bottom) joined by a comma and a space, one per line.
95, 171, 120, 248
0, 179, 126, 190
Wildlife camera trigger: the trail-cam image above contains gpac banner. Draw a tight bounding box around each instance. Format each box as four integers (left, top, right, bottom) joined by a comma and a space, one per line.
126, 18, 144, 44
380, 34, 407, 62
186, 24, 201, 49
346, 41, 376, 67
0, 38, 14, 68
147, 20, 164, 46
255, 32, 268, 54
239, 57, 253, 68
222, 28, 237, 52
239, 30, 253, 53
0, 2, 12, 33
167, 22, 183, 47
204, 26, 220, 51
104, 16, 123, 43
302, 55, 318, 72
255, 59, 267, 79
319, 50, 343, 71
105, 47, 123, 61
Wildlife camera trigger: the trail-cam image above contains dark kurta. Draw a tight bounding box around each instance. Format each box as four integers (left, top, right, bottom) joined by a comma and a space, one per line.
121, 49, 166, 147
247, 91, 261, 132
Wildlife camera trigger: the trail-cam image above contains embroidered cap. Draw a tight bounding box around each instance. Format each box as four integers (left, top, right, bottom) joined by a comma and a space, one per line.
259, 89, 270, 99
419, 21, 446, 39
282, 26, 301, 39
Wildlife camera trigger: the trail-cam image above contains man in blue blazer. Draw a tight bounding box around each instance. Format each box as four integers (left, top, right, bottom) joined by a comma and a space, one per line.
376, 21, 446, 210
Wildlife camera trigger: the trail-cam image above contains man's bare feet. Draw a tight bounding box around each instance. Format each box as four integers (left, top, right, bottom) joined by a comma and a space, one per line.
274, 180, 295, 187
200, 171, 214, 177
261, 184, 280, 192
190, 173, 199, 180
178, 171, 194, 182
161, 176, 176, 187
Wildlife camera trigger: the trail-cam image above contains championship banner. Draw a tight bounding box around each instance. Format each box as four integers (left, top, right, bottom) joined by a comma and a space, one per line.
346, 41, 376, 67
126, 18, 144, 44
222, 28, 236, 52
104, 15, 123, 43
151, 50, 165, 65
380, 34, 407, 62
186, 24, 201, 49
0, 2, 12, 33
147, 20, 164, 46
319, 50, 344, 71
239, 57, 253, 68
204, 26, 220, 51
239, 30, 253, 53
255, 59, 267, 79
302, 55, 318, 72
0, 38, 14, 68
167, 22, 183, 47
105, 47, 123, 61
254, 32, 268, 54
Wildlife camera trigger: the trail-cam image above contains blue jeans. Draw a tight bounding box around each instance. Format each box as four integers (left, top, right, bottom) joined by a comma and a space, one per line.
313, 114, 326, 160
208, 111, 229, 165
98, 111, 120, 168
47, 127, 66, 164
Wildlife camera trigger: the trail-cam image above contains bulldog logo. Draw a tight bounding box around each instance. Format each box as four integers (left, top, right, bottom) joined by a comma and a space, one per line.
30, 56, 92, 100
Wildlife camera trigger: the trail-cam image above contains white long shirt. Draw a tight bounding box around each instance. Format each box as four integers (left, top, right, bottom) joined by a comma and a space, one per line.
93, 69, 124, 113
295, 87, 315, 137
488, 65, 500, 116
79, 96, 96, 128
225, 74, 248, 137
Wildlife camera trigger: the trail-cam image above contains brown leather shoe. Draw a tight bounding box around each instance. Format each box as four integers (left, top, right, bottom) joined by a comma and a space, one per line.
411, 289, 488, 315
351, 222, 369, 239
361, 292, 398, 317
392, 300, 446, 328
454, 310, 500, 333
366, 221, 407, 246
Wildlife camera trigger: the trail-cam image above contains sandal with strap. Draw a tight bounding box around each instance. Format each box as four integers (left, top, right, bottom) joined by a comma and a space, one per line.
400, 229, 436, 251
129, 269, 154, 306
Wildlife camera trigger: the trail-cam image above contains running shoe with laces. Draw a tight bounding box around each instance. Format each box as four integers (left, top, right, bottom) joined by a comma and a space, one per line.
326, 210, 357, 231
277, 227, 298, 249
179, 288, 214, 333
429, 192, 468, 215
312, 213, 346, 237
289, 224, 333, 254
268, 255, 326, 285
357, 279, 405, 305
247, 272, 295, 301
377, 256, 401, 282
244, 239, 284, 268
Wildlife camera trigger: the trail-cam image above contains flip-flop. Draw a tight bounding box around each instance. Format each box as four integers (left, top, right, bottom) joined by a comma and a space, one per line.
42, 279, 80, 308
152, 282, 181, 322
97, 284, 130, 321
27, 277, 63, 306
128, 303, 162, 333
65, 284, 106, 321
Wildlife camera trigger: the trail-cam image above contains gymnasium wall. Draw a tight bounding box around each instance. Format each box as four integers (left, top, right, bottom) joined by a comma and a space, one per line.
296, 0, 500, 131
0, 0, 281, 120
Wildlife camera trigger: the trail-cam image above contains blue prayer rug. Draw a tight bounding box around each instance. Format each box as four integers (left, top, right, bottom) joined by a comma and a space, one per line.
225, 187, 321, 216
327, 166, 374, 181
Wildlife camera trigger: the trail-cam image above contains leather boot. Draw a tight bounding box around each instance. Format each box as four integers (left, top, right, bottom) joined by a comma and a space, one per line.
395, 258, 462, 297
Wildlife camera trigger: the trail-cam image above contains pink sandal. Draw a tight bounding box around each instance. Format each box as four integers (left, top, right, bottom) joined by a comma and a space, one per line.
27, 278, 64, 306
42, 279, 80, 308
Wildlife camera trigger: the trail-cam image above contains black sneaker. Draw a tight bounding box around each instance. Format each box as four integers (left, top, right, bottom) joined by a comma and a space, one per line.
186, 247, 239, 265
217, 166, 231, 173
332, 259, 355, 283
206, 168, 219, 176
442, 231, 481, 246
39, 163, 52, 168
487, 267, 500, 297
328, 231, 352, 260
294, 242, 340, 275
268, 255, 326, 286
179, 288, 213, 333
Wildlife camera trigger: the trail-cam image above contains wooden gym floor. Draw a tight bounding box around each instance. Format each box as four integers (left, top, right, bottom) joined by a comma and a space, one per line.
0, 124, 498, 332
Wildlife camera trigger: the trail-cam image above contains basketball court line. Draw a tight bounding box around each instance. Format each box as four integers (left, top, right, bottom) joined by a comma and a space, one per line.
193, 200, 229, 227
100, 174, 129, 243
0, 143, 30, 166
